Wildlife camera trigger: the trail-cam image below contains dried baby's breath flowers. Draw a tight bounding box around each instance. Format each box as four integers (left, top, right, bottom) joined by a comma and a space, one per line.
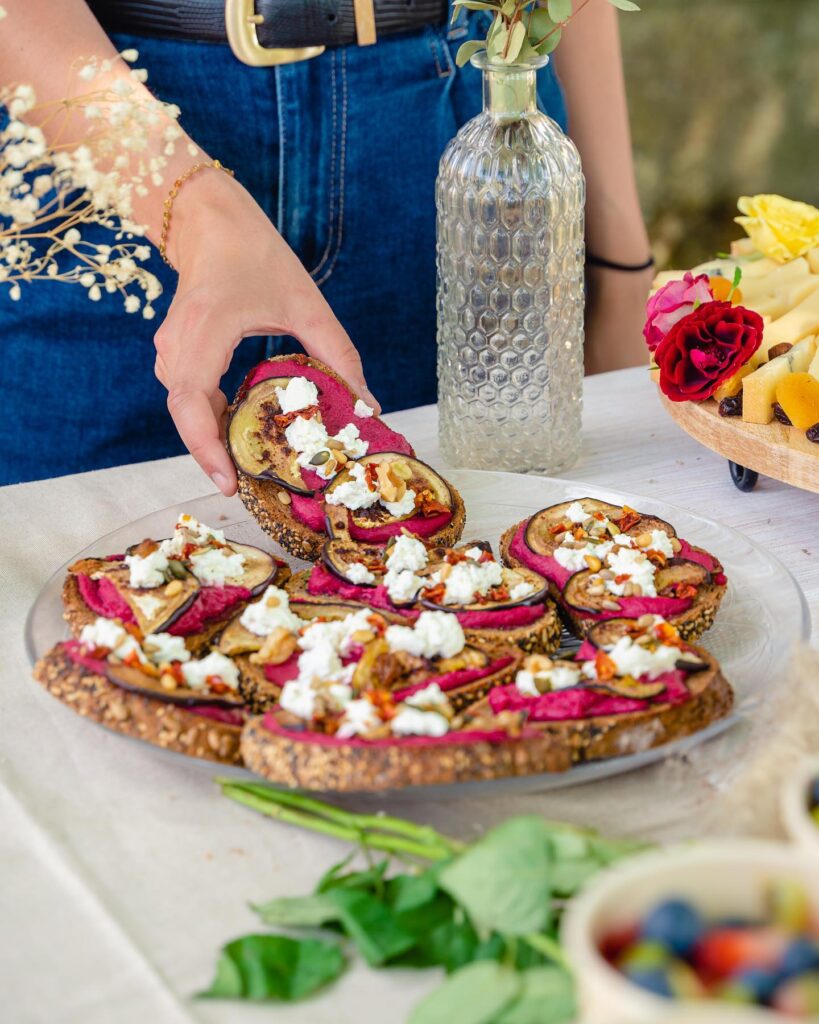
0, 44, 196, 315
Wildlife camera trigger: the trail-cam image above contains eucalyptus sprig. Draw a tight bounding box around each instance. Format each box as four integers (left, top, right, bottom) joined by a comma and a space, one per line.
452, 0, 640, 68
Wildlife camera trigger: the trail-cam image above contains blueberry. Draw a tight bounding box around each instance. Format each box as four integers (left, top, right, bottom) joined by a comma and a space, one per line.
641, 899, 704, 958
732, 967, 779, 1004
781, 938, 819, 979
625, 966, 674, 998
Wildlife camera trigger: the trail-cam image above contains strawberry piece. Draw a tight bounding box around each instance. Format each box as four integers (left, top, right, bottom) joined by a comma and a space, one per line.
693, 926, 787, 982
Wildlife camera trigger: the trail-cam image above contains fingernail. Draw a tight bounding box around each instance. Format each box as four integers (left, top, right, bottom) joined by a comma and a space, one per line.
211, 471, 229, 494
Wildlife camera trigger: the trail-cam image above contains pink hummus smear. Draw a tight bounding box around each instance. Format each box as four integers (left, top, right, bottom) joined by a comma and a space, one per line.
489, 668, 690, 722
307, 563, 546, 629
290, 494, 452, 541
77, 574, 248, 635
62, 642, 244, 726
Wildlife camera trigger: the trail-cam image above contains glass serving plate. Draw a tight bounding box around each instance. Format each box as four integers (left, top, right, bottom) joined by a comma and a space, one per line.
25, 470, 810, 795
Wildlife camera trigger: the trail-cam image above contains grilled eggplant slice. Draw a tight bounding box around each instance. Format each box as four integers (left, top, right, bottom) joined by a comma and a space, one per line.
524, 499, 623, 558
227, 376, 315, 494
419, 563, 548, 613
225, 542, 281, 594
105, 662, 244, 708
591, 676, 668, 700
322, 538, 387, 587
324, 453, 453, 533
99, 566, 201, 634
655, 559, 711, 594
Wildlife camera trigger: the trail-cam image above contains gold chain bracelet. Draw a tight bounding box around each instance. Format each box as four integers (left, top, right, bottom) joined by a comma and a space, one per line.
159, 159, 235, 267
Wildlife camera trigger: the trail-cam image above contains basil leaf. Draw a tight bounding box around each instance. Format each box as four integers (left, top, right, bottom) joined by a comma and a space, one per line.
439, 817, 554, 936
253, 893, 341, 928
408, 960, 522, 1024
327, 887, 417, 966
200, 935, 344, 1002
547, 0, 572, 22
387, 870, 440, 915
494, 966, 576, 1024
317, 859, 389, 894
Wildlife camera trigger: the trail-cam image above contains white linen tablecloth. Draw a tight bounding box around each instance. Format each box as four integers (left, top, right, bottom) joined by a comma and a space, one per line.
1, 368, 817, 1024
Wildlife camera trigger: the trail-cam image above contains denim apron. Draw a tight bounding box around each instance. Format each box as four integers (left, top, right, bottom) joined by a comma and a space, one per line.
0, 11, 566, 484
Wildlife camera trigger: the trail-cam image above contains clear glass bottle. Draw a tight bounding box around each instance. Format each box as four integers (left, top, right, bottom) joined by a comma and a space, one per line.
436, 54, 585, 473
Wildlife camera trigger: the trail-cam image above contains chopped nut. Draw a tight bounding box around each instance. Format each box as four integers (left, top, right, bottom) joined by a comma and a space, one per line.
250, 626, 298, 666
326, 439, 344, 450
276, 490, 292, 505
586, 582, 605, 596
635, 532, 653, 548
335, 451, 348, 466
670, 537, 682, 553
164, 579, 183, 597
599, 569, 615, 581
265, 594, 280, 608
438, 562, 453, 581
391, 460, 413, 481
350, 629, 376, 645
160, 673, 178, 691
523, 653, 553, 675
584, 554, 602, 572
601, 599, 621, 611
636, 613, 655, 628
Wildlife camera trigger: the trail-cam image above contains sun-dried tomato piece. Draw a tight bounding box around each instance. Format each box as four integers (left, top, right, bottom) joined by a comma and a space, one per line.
274, 405, 319, 429
594, 650, 617, 682
646, 549, 668, 567
617, 507, 641, 532
614, 573, 631, 585
422, 582, 446, 604
445, 549, 467, 565
548, 521, 569, 536
366, 612, 388, 636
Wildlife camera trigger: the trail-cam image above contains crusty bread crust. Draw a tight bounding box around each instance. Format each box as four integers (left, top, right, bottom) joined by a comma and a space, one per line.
285, 569, 562, 657
240, 653, 733, 790
61, 565, 291, 656
230, 353, 465, 561
499, 521, 725, 644
33, 646, 243, 765
234, 654, 283, 714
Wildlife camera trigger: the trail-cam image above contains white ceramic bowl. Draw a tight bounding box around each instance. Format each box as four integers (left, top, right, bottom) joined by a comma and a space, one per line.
782, 756, 819, 856
562, 840, 819, 1024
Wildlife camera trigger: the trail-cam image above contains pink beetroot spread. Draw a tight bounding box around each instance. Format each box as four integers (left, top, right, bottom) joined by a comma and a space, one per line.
510, 521, 725, 622
261, 709, 526, 748
394, 655, 514, 701
489, 668, 690, 722
291, 494, 452, 541
263, 651, 301, 687
306, 563, 546, 629
62, 642, 244, 726
77, 574, 249, 635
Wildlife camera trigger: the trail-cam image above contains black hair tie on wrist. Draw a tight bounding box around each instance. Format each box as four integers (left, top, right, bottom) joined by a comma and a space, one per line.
586, 252, 655, 272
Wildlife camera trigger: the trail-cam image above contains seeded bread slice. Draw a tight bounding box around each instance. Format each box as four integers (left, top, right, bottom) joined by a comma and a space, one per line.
33, 645, 243, 765
239, 652, 733, 791
499, 521, 725, 644
61, 564, 291, 657
230, 354, 466, 561
285, 568, 562, 657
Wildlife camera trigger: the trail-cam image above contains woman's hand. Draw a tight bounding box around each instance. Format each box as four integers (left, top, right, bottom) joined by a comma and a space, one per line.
153, 169, 378, 496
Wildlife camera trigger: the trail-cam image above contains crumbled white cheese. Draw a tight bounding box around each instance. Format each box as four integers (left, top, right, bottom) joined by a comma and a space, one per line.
142, 632, 190, 665
354, 398, 375, 418
161, 514, 226, 557
285, 415, 330, 466
605, 636, 679, 679
295, 644, 345, 687
325, 462, 379, 510
566, 501, 589, 523
345, 561, 376, 585
386, 611, 465, 659
647, 530, 675, 558
605, 547, 657, 597
275, 376, 318, 414
124, 548, 169, 589
553, 540, 614, 573
336, 698, 382, 738
189, 546, 246, 586
382, 488, 417, 518
240, 586, 302, 637
79, 617, 148, 665
181, 651, 239, 691
515, 670, 540, 697
332, 423, 369, 459
550, 665, 582, 689
391, 706, 449, 737
514, 663, 580, 695
297, 608, 373, 659
441, 559, 503, 605
403, 682, 450, 710
509, 580, 536, 602
383, 568, 424, 604
464, 546, 487, 562
386, 535, 428, 573
279, 679, 317, 720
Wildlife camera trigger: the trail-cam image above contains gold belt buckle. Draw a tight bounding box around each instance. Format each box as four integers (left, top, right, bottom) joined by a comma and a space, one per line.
225, 0, 326, 67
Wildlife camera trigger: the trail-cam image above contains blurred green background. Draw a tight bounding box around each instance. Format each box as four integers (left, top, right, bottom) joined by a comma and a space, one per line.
620, 0, 819, 270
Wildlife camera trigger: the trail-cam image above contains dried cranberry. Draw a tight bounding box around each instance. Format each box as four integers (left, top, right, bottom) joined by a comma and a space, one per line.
773, 403, 793, 426
718, 394, 742, 417
806, 423, 819, 444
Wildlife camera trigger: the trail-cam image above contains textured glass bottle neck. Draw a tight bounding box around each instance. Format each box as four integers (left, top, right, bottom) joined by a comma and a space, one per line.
483, 66, 538, 120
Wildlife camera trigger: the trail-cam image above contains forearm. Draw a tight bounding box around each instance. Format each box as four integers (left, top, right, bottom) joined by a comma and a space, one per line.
0, 0, 204, 243
554, 0, 649, 262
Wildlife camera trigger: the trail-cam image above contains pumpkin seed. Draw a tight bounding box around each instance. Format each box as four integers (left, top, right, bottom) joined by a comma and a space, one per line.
309, 449, 331, 466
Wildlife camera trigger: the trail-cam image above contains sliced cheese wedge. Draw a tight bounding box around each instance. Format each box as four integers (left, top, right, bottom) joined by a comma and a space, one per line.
808, 247, 819, 275
739, 257, 810, 304
765, 287, 819, 348
742, 335, 818, 424
807, 346, 819, 382
749, 275, 819, 321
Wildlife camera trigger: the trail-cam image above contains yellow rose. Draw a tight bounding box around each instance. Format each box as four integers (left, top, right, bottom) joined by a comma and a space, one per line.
735, 194, 819, 263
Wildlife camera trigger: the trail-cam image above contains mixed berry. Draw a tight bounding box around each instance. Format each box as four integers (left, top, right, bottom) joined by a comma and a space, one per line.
601, 883, 819, 1016
809, 775, 819, 828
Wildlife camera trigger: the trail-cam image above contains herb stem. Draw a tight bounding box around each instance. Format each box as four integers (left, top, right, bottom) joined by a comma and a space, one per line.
522, 931, 572, 971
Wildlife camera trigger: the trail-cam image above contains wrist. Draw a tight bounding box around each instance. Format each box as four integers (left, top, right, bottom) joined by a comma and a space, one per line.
163, 163, 242, 271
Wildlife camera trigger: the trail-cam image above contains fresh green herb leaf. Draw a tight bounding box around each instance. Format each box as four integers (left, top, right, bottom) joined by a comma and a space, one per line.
317, 859, 389, 894
502, 20, 527, 62
327, 887, 417, 966
408, 960, 522, 1024
716, 251, 731, 259
732, 265, 743, 289
387, 870, 441, 915
501, 0, 518, 16
528, 7, 558, 40
608, 0, 640, 10
252, 893, 341, 928
494, 966, 576, 1024
536, 26, 562, 54
456, 39, 487, 67
439, 817, 554, 936
547, 0, 572, 23
200, 935, 344, 1002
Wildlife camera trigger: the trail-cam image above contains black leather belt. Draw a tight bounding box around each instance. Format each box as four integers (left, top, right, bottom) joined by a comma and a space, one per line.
87, 1, 449, 52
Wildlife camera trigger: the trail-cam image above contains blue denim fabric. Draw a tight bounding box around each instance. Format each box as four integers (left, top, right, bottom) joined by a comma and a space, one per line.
0, 12, 566, 484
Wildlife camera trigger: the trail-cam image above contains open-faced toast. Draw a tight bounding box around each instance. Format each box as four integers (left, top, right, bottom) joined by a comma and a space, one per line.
283, 533, 562, 657
499, 498, 727, 642
228, 355, 465, 561
61, 512, 290, 656
239, 613, 734, 791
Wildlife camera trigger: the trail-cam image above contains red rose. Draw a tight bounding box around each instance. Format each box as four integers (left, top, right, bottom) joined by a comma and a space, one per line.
655, 301, 763, 402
